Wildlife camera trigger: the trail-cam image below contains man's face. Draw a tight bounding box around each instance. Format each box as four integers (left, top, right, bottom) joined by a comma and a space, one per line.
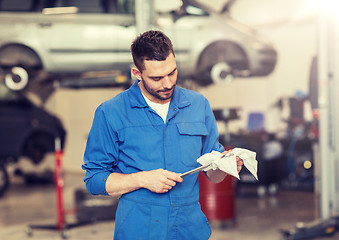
134, 53, 177, 104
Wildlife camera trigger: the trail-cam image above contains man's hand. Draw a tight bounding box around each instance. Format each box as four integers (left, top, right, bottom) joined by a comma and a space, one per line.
140, 169, 183, 193
224, 150, 244, 173
206, 150, 244, 183
236, 156, 244, 173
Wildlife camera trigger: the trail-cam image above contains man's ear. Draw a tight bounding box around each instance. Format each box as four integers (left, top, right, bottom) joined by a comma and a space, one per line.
132, 67, 142, 80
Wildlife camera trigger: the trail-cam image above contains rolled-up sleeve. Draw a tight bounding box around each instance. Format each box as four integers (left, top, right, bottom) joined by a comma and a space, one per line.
82, 104, 119, 196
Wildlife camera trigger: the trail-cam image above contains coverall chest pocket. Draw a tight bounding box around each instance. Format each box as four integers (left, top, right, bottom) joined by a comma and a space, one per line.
176, 122, 208, 167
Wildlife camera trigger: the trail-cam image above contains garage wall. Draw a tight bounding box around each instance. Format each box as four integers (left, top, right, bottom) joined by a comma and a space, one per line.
46, 88, 123, 172
46, 0, 317, 172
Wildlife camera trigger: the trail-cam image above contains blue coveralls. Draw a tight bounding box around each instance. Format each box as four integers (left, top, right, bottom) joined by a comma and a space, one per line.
82, 80, 224, 239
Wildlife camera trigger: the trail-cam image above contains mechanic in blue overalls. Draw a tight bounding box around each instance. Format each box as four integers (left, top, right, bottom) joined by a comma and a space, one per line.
82, 30, 244, 240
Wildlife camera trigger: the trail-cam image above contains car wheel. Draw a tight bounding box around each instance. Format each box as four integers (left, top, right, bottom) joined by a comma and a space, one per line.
195, 58, 235, 86
210, 62, 234, 85
195, 41, 247, 86
0, 164, 9, 197
4, 66, 30, 91
0, 45, 42, 91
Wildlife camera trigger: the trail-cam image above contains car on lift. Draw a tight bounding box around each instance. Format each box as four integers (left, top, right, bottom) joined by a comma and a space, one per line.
0, 85, 66, 196
0, 0, 277, 92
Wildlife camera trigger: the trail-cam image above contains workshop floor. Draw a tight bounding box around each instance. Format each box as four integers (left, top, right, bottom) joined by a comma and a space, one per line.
0, 171, 338, 240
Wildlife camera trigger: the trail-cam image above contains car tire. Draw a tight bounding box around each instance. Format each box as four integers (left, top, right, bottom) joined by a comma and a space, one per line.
0, 164, 9, 197
4, 66, 30, 91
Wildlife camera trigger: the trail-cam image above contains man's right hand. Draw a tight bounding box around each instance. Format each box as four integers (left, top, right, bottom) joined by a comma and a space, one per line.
105, 169, 183, 196
140, 169, 183, 193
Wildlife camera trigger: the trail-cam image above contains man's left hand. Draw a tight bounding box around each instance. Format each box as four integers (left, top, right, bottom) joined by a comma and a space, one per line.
236, 156, 244, 173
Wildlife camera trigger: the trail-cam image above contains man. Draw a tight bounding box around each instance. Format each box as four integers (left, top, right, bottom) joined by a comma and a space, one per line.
82, 30, 243, 239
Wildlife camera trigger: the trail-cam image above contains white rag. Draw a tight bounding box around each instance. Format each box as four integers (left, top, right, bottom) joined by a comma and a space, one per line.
196, 148, 258, 180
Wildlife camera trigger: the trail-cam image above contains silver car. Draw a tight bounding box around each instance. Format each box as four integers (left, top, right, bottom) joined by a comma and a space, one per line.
0, 0, 277, 92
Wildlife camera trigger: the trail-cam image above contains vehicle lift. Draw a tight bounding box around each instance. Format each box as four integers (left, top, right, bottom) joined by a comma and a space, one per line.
281, 3, 339, 239
26, 137, 85, 239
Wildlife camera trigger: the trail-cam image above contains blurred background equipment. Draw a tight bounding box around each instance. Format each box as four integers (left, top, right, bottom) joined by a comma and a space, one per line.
230, 111, 284, 197
75, 189, 119, 224
274, 93, 316, 192
199, 174, 236, 226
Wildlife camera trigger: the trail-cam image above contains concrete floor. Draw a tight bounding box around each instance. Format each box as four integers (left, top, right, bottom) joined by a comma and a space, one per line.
0, 171, 338, 240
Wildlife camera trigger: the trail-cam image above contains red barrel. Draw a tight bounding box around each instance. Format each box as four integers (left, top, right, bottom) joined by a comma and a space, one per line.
199, 172, 235, 221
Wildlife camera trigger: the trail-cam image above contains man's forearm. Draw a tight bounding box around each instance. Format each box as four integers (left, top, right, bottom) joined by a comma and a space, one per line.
206, 154, 244, 183
105, 169, 183, 196
206, 169, 227, 183
105, 172, 144, 196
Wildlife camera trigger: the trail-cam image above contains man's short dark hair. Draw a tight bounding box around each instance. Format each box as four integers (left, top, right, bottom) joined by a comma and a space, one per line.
131, 30, 175, 72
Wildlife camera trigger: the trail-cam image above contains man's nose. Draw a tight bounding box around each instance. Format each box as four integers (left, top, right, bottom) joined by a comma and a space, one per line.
162, 76, 172, 89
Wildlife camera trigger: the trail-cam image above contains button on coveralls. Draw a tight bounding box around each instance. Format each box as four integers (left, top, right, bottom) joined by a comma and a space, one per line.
82, 80, 224, 239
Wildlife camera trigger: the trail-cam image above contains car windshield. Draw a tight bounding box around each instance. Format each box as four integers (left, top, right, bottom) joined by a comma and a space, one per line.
0, 0, 135, 14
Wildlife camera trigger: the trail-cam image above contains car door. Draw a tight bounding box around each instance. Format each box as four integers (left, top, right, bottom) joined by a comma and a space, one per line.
36, 0, 122, 73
